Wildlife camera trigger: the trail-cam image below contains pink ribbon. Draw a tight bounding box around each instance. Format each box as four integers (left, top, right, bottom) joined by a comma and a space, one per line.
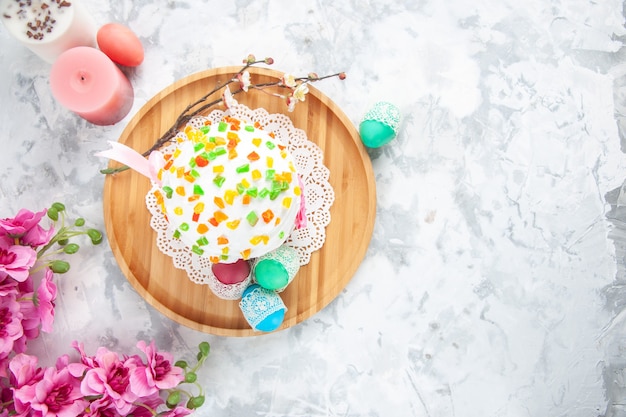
295, 175, 307, 230
96, 141, 164, 184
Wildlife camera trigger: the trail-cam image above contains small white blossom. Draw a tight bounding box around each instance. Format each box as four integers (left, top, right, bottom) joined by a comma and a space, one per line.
222, 86, 238, 109
238, 70, 251, 92
282, 73, 297, 88
292, 83, 309, 102
286, 96, 297, 112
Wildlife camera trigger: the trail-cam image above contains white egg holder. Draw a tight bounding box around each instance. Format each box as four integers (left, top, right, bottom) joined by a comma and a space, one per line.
205, 266, 253, 300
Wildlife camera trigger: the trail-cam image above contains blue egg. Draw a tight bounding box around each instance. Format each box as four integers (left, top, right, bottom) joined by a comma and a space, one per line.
255, 309, 286, 332
240, 284, 286, 332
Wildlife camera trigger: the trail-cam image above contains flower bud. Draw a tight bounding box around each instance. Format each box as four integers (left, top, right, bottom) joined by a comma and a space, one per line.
339, 72, 347, 80
166, 391, 181, 408
47, 208, 58, 221
175, 360, 188, 369
308, 72, 319, 80
184, 371, 197, 383
88, 229, 103, 245
199, 341, 210, 356
187, 396, 205, 409
63, 243, 80, 254
74, 218, 85, 227
51, 202, 66, 212
245, 53, 256, 64
50, 260, 70, 274
58, 239, 69, 246
264, 57, 274, 65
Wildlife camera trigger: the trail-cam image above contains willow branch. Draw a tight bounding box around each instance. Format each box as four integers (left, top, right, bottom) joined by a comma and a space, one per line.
101, 56, 345, 175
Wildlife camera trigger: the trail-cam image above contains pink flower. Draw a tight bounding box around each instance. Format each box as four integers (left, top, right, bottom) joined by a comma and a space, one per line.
36, 268, 57, 333
0, 275, 19, 296
0, 208, 47, 238
15, 275, 43, 346
21, 223, 54, 247
79, 347, 139, 415
79, 397, 118, 417
8, 353, 42, 388
130, 340, 184, 397
13, 364, 88, 416
0, 294, 24, 358
237, 70, 251, 92
127, 393, 164, 417
161, 406, 193, 417
85, 393, 163, 417
0, 238, 37, 282
8, 353, 43, 413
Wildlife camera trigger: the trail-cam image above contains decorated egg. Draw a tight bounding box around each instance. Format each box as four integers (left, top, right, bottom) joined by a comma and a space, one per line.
253, 245, 300, 291
239, 284, 286, 332
359, 101, 401, 148
96, 23, 144, 67
207, 259, 252, 300
212, 259, 250, 285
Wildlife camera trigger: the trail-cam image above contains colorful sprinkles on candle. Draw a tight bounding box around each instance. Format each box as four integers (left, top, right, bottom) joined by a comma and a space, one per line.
155, 116, 302, 262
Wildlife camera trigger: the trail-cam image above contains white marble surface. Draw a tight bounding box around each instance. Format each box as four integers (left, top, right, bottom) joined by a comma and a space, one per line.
2, 0, 626, 415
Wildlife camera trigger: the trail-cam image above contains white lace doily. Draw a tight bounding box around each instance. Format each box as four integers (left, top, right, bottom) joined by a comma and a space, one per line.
145, 104, 335, 286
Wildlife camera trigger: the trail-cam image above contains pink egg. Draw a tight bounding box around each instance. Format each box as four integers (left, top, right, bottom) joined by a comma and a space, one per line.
212, 259, 251, 285
97, 23, 144, 67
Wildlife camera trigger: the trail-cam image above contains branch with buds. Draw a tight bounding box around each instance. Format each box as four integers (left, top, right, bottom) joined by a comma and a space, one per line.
101, 54, 346, 175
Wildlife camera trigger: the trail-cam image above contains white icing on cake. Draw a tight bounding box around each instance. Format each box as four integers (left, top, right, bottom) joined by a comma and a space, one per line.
153, 116, 301, 263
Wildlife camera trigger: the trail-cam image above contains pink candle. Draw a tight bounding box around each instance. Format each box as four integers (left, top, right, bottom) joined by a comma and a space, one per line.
50, 46, 134, 126
0, 0, 97, 64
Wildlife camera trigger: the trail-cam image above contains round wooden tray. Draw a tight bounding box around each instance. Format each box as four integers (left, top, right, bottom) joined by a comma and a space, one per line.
103, 66, 376, 336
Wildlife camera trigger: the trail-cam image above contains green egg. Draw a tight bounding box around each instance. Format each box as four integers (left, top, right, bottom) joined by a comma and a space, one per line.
254, 259, 289, 290
359, 120, 396, 148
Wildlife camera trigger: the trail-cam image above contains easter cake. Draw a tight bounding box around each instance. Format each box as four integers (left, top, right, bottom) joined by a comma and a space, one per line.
152, 115, 304, 264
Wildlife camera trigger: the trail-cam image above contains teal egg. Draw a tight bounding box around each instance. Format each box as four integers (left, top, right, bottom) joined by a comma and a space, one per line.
359, 120, 396, 148
240, 284, 286, 332
255, 259, 289, 290
359, 101, 401, 148
253, 245, 300, 292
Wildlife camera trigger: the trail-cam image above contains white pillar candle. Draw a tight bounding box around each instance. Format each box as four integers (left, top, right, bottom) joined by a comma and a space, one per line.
1, 0, 97, 64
